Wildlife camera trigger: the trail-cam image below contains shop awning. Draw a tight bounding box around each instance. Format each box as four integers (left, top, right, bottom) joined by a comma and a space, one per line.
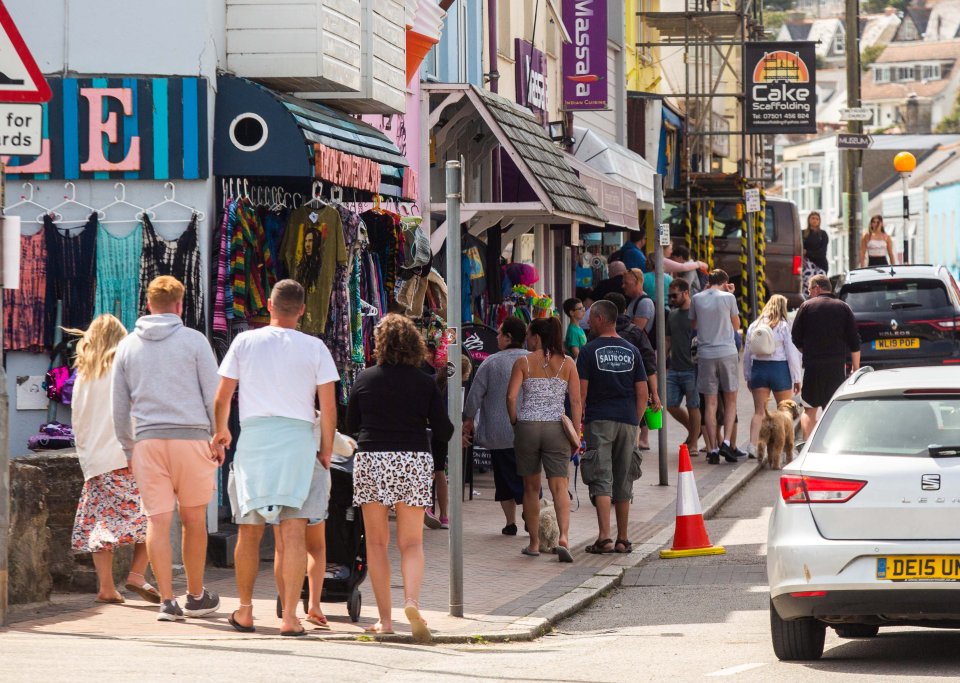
563, 152, 639, 229
425, 83, 605, 249
214, 75, 410, 197
571, 126, 656, 209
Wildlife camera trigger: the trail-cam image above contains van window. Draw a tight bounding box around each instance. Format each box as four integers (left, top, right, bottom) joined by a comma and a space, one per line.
709, 203, 776, 241
664, 202, 777, 242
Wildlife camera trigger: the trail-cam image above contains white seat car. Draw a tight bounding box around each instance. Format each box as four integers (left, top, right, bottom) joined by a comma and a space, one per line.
767, 365, 960, 660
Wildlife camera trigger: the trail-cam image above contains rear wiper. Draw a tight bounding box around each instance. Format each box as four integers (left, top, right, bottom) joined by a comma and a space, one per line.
928, 445, 960, 458
890, 302, 923, 309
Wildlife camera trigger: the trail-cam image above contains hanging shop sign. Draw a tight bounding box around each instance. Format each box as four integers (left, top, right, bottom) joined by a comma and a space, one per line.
515, 39, 547, 115
462, 324, 500, 367
3, 76, 209, 180
561, 0, 608, 111
744, 42, 817, 134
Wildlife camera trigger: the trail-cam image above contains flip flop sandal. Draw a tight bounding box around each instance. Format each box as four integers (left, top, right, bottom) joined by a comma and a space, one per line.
94, 596, 125, 604
364, 624, 395, 635
615, 539, 634, 553
227, 611, 256, 633
124, 581, 161, 604
306, 614, 331, 630
520, 547, 540, 557
556, 546, 574, 563
280, 628, 308, 637
585, 539, 615, 554
404, 604, 432, 644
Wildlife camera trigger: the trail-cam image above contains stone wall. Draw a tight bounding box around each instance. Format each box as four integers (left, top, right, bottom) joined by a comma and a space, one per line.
8, 452, 133, 604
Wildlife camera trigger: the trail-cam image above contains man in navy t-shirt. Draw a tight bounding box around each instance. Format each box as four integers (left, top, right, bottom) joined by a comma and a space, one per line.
575, 300, 649, 555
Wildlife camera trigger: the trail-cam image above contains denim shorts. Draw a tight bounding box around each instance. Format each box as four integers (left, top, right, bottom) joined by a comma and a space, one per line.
750, 360, 792, 393
667, 369, 700, 409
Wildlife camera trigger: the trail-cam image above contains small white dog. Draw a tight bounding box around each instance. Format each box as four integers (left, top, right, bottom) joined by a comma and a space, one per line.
538, 499, 560, 554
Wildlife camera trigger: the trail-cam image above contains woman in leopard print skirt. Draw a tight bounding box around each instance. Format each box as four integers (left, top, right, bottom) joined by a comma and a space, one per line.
346, 314, 454, 641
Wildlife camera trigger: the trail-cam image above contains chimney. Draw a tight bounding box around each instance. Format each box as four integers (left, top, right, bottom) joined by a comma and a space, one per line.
904, 95, 932, 134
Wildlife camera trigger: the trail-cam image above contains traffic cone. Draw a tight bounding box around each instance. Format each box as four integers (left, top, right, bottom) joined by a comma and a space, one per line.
660, 444, 726, 558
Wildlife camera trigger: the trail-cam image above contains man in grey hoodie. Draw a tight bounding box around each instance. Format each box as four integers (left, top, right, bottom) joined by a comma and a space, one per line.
113, 275, 222, 622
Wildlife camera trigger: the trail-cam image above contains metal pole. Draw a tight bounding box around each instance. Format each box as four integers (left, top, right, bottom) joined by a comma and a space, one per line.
844, 0, 863, 270
654, 176, 669, 486
445, 160, 464, 618
901, 175, 909, 264
0, 162, 7, 626
746, 209, 758, 323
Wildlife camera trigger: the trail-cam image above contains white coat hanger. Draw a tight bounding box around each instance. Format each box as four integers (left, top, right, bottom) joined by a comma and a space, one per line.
331, 185, 344, 205
99, 182, 145, 225
359, 299, 379, 317
43, 182, 102, 224
141, 181, 206, 222
6, 183, 50, 224
305, 180, 326, 208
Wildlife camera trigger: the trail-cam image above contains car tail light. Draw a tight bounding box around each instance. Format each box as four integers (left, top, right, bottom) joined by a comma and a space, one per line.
913, 318, 958, 331
780, 475, 866, 504
790, 591, 828, 598
792, 255, 802, 276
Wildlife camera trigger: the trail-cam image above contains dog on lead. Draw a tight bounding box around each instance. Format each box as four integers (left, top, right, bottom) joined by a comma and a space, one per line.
757, 399, 803, 470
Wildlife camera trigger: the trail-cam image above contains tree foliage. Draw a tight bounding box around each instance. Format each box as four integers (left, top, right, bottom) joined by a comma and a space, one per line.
861, 44, 885, 72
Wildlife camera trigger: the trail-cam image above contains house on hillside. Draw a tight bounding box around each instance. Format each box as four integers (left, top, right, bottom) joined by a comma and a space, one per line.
861, 9, 901, 51
923, 0, 960, 41
893, 6, 932, 41
776, 18, 845, 66
862, 41, 960, 132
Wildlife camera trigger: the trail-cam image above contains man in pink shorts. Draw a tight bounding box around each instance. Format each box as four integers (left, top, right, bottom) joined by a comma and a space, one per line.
113, 275, 223, 622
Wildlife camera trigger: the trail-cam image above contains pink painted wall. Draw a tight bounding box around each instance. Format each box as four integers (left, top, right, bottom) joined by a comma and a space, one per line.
362, 77, 421, 186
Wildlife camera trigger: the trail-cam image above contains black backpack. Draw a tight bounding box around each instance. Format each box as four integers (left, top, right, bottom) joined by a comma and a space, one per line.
627, 293, 658, 351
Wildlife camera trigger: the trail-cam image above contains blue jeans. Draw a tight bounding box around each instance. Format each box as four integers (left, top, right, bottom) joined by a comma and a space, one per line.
667, 369, 700, 409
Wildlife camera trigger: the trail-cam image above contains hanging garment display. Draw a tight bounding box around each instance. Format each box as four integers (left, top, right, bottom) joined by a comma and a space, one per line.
361, 209, 403, 304
4, 230, 46, 352
94, 222, 143, 331
281, 204, 346, 335
229, 198, 274, 321
139, 215, 205, 330
44, 213, 98, 346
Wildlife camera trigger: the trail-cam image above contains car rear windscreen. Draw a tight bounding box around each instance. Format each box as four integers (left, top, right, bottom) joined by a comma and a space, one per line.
810, 397, 960, 456
840, 279, 949, 312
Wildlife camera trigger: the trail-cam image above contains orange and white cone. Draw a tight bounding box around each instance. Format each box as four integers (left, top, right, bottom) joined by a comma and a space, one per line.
660, 444, 726, 558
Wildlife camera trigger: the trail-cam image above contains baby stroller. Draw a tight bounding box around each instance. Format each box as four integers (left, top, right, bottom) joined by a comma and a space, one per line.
275, 453, 367, 622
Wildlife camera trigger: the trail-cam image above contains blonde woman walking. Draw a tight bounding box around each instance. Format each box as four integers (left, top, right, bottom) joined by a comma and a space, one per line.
742, 296, 802, 456
70, 314, 158, 605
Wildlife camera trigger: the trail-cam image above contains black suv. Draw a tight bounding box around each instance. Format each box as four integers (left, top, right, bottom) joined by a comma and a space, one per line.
837, 265, 960, 369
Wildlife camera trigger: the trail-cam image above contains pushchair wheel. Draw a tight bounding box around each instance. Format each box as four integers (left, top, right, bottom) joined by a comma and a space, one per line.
348, 588, 362, 622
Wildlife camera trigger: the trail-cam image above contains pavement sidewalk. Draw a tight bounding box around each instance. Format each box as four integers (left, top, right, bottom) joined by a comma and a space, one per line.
5, 384, 761, 643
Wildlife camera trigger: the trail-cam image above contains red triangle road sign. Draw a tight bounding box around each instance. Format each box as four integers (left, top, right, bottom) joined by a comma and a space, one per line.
0, 1, 50, 103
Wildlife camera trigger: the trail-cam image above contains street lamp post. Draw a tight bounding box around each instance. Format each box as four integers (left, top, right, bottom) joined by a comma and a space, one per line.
894, 151, 917, 264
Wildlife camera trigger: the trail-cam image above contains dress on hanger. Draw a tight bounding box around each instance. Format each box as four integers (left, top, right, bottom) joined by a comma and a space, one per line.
4, 230, 46, 351
139, 214, 205, 331
281, 205, 346, 335
44, 213, 98, 347
94, 222, 142, 331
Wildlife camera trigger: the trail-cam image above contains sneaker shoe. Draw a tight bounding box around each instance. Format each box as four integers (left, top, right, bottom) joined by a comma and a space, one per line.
719, 442, 747, 463
502, 523, 518, 536
183, 588, 220, 618
706, 450, 721, 465
424, 509, 442, 530
157, 599, 184, 622
439, 516, 449, 529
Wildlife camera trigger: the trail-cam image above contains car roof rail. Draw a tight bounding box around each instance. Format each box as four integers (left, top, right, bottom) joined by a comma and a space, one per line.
848, 366, 874, 385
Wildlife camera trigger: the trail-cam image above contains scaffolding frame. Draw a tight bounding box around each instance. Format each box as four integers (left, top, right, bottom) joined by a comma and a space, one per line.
636, 0, 767, 214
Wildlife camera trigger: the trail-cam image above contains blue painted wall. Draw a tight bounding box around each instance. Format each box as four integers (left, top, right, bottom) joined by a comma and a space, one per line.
434, 0, 483, 85
926, 183, 960, 278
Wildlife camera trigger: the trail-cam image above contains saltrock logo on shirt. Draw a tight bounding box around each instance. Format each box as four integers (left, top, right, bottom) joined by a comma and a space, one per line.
595, 346, 634, 373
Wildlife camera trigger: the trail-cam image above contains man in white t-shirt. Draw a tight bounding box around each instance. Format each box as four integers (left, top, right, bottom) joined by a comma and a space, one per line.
212, 279, 339, 637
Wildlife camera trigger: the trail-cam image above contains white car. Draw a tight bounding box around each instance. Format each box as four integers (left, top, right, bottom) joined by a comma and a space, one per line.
767, 365, 960, 660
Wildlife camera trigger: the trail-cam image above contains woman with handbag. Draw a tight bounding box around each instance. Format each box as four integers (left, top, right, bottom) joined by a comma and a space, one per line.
506, 317, 582, 562
68, 314, 158, 605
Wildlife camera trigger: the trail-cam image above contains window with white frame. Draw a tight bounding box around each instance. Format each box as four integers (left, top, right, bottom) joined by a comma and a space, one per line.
874, 66, 889, 83
896, 65, 916, 82
834, 31, 845, 54
805, 161, 823, 212
922, 63, 941, 80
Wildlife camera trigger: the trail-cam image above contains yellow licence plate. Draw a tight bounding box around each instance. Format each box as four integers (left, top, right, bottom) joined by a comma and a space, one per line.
876, 556, 960, 581
874, 338, 920, 350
